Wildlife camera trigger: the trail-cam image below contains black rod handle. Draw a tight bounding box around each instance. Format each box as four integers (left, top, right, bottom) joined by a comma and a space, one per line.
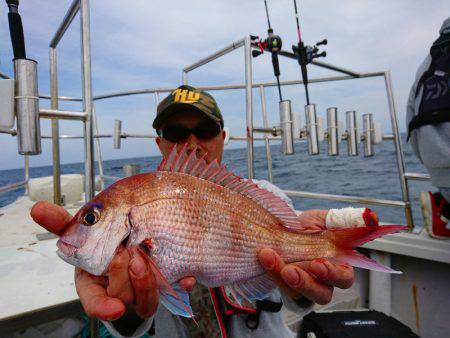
271, 52, 280, 77
7, 4, 26, 58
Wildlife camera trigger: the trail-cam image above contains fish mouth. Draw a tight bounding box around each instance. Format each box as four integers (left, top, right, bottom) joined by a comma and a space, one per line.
57, 238, 79, 257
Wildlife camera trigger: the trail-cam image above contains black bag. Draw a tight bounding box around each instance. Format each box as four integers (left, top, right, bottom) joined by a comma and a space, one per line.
299, 310, 420, 338
407, 31, 450, 140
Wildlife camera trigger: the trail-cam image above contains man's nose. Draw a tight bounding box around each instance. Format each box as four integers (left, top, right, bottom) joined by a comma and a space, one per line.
184, 134, 203, 155
185, 133, 200, 149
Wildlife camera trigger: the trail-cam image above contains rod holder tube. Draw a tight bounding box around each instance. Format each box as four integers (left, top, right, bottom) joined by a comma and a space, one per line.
113, 120, 122, 149
326, 107, 339, 156
279, 100, 294, 155
305, 104, 319, 155
123, 164, 140, 177
346, 110, 358, 156
14, 58, 41, 155
363, 113, 374, 157
292, 110, 301, 139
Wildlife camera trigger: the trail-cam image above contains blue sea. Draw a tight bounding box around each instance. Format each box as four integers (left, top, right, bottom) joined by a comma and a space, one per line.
0, 136, 433, 229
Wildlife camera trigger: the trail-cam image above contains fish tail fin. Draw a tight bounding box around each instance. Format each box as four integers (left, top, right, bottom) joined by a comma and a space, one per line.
328, 225, 407, 274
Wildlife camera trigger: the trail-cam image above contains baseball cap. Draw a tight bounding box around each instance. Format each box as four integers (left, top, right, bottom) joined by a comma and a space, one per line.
152, 85, 224, 130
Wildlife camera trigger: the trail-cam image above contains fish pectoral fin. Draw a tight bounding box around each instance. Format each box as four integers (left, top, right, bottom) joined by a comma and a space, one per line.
225, 274, 276, 304
144, 256, 194, 318
160, 283, 194, 319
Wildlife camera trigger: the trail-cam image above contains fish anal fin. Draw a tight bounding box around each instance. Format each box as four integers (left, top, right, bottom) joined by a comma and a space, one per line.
225, 274, 275, 303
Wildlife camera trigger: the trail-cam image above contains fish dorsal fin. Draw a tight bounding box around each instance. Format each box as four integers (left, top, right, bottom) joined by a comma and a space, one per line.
157, 145, 303, 231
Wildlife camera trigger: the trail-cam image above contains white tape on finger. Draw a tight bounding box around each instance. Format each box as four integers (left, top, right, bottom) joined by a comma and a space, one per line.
326, 207, 366, 229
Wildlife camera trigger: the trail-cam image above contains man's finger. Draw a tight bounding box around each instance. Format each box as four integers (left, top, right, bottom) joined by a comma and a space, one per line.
129, 248, 159, 319
296, 209, 328, 230
307, 259, 354, 289
107, 247, 135, 304
75, 268, 126, 321
178, 276, 196, 292
30, 201, 72, 235
258, 248, 300, 299
280, 265, 334, 305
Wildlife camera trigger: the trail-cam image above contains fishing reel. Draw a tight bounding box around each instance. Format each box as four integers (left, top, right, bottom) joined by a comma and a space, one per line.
292, 38, 327, 65
250, 29, 282, 58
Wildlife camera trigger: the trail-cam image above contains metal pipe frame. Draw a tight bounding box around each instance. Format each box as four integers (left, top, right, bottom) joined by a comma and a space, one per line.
47, 0, 98, 335
0, 128, 17, 135
277, 49, 361, 77
92, 106, 105, 190
404, 172, 431, 181
50, 47, 62, 205
49, 0, 80, 48
24, 155, 29, 195
244, 36, 254, 178
100, 174, 121, 182
36, 72, 386, 102
80, 0, 95, 206
79, 2, 97, 335
0, 180, 28, 194
39, 109, 87, 121
259, 85, 274, 182
383, 71, 413, 228
283, 190, 406, 208
182, 38, 245, 84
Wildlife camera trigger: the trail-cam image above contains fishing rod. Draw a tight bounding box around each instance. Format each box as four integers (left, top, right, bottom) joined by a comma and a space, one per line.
291, 0, 327, 105
5, 0, 26, 59
252, 0, 284, 102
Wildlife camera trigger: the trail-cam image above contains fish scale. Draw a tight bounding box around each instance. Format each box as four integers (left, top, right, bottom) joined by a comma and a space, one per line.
128, 172, 332, 287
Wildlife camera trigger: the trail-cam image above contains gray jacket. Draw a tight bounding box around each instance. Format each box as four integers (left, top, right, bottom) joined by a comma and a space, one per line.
406, 17, 450, 188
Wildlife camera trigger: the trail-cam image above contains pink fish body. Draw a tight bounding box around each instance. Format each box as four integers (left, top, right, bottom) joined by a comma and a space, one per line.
55, 145, 406, 317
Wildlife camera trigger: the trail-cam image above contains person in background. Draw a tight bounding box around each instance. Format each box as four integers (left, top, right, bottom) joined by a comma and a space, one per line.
32, 85, 360, 337
406, 17, 450, 239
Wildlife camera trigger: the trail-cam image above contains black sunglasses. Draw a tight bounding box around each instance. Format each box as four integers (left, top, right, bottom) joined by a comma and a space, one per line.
158, 121, 222, 143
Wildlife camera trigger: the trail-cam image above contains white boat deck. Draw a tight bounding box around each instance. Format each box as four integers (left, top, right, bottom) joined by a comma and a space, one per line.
0, 195, 83, 332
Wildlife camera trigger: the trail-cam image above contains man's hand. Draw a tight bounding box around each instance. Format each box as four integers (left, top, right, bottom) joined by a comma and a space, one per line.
30, 201, 195, 321
258, 209, 355, 305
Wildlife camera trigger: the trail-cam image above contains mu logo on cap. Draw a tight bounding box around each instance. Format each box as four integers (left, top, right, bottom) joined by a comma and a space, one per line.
172, 88, 200, 104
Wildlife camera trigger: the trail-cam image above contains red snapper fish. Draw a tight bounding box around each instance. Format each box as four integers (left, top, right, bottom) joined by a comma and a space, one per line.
54, 145, 406, 317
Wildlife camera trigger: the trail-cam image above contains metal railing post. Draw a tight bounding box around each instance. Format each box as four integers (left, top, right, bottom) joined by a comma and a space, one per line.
244, 36, 254, 179
80, 0, 95, 202
24, 155, 29, 195
259, 85, 273, 182
80, 1, 98, 335
384, 71, 413, 228
92, 106, 104, 190
50, 47, 62, 205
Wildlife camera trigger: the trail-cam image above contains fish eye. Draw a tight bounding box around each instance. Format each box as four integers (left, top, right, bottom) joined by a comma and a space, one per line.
83, 209, 100, 226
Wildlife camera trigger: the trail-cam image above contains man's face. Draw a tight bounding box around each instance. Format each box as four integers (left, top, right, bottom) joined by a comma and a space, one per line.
156, 110, 225, 164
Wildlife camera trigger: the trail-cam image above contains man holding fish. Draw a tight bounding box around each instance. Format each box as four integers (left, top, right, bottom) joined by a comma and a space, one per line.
31, 85, 401, 338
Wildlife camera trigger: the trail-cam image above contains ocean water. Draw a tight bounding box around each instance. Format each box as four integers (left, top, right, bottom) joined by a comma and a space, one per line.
0, 136, 433, 228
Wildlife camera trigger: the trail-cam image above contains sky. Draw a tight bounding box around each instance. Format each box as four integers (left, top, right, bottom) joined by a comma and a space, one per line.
0, 0, 449, 170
